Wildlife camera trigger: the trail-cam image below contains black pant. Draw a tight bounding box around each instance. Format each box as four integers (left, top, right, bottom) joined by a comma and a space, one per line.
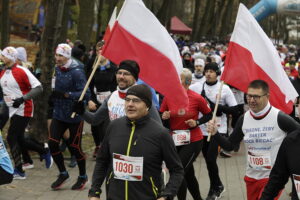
202, 136, 222, 191
22, 136, 44, 164
7, 115, 46, 172
48, 119, 86, 176
0, 166, 13, 185
177, 140, 203, 200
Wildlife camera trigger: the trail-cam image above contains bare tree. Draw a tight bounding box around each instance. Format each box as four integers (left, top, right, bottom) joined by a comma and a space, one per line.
77, 0, 95, 50
1, 0, 10, 48
31, 0, 65, 139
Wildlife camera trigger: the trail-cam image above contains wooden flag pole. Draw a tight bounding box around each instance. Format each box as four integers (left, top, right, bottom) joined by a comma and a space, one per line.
207, 81, 224, 142
70, 45, 104, 118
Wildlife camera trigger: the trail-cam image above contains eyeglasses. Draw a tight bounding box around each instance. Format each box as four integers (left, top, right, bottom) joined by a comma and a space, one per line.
116, 71, 132, 76
124, 97, 142, 104
246, 93, 268, 101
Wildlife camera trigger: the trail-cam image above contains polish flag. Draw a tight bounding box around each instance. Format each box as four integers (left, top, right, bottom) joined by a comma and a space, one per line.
103, 7, 117, 42
102, 0, 188, 112
221, 4, 298, 114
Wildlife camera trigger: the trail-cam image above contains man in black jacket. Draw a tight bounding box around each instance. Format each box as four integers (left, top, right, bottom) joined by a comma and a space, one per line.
88, 84, 184, 200
260, 129, 300, 200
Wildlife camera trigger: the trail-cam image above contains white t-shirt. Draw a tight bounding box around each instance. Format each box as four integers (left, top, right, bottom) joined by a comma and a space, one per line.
190, 81, 237, 135
0, 65, 41, 117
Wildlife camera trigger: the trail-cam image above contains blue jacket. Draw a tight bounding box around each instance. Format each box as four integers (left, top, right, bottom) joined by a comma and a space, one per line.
0, 133, 13, 174
53, 59, 90, 123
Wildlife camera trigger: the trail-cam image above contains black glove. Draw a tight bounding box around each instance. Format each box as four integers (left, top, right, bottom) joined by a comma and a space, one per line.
51, 90, 68, 99
72, 101, 85, 115
12, 97, 24, 108
206, 98, 222, 117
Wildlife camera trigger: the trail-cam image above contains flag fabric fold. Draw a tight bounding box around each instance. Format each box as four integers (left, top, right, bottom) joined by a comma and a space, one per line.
103, 6, 117, 43
221, 3, 298, 114
102, 0, 188, 113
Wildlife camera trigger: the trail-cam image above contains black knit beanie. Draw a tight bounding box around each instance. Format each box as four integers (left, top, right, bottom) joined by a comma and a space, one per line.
117, 60, 140, 81
126, 84, 152, 109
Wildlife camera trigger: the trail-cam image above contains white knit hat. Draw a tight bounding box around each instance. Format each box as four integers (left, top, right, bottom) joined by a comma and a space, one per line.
16, 47, 27, 62
194, 58, 205, 66
56, 43, 72, 58
1, 46, 18, 62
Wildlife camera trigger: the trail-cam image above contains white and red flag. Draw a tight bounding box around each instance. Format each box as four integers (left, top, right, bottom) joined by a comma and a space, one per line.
103, 6, 117, 42
221, 3, 298, 114
102, 0, 188, 112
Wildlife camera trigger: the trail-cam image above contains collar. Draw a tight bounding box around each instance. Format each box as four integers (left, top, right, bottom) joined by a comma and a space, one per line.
117, 86, 129, 99
250, 102, 271, 119
205, 80, 218, 86
126, 114, 150, 126
58, 59, 72, 72
194, 73, 203, 79
6, 63, 17, 70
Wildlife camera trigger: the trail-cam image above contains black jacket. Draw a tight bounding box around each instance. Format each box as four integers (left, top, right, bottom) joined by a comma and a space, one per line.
260, 130, 300, 200
89, 114, 184, 200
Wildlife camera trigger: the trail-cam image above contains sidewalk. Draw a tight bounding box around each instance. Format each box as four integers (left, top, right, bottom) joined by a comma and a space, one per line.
0, 135, 291, 200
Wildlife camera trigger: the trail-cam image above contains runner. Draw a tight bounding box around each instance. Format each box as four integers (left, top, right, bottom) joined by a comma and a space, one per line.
0, 46, 52, 180
48, 43, 90, 190
190, 62, 238, 200
160, 68, 212, 200
88, 84, 184, 200
207, 79, 300, 200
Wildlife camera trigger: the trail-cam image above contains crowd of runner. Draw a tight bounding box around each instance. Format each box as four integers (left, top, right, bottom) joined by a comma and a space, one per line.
0, 35, 300, 200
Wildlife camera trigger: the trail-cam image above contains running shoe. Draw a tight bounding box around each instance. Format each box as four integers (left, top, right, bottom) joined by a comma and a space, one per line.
13, 169, 26, 180
71, 175, 88, 190
51, 172, 70, 190
206, 189, 217, 200
22, 163, 34, 170
215, 185, 225, 198
220, 150, 232, 158
41, 150, 53, 169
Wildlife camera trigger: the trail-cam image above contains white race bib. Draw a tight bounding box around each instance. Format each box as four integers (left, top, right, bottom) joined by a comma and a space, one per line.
172, 130, 191, 146
247, 151, 271, 171
96, 91, 111, 104
113, 153, 143, 181
293, 174, 300, 199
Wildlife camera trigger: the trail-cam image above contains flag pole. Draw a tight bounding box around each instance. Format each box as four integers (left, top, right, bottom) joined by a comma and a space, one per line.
70, 42, 104, 118
207, 81, 224, 142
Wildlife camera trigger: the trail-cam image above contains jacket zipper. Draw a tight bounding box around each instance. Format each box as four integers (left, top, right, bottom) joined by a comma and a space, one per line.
125, 121, 136, 200
150, 177, 158, 198
106, 171, 113, 185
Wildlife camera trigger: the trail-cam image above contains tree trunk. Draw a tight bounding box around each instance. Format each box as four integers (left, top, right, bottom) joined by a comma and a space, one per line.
31, 0, 65, 140
156, 0, 171, 27
77, 0, 95, 50
58, 0, 71, 44
198, 0, 215, 38
96, 0, 104, 40
191, 0, 201, 41
1, 0, 10, 48
219, 0, 234, 38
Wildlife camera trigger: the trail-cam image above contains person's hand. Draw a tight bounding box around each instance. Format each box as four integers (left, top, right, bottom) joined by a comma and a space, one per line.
157, 197, 167, 200
207, 119, 218, 136
72, 101, 85, 115
12, 97, 24, 108
185, 119, 197, 128
162, 111, 171, 120
89, 197, 100, 200
88, 100, 97, 111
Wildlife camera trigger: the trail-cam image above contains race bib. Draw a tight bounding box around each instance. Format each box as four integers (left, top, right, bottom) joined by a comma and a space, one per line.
113, 153, 143, 181
172, 130, 191, 146
293, 174, 300, 199
247, 151, 271, 171
3, 95, 15, 107
96, 91, 111, 104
